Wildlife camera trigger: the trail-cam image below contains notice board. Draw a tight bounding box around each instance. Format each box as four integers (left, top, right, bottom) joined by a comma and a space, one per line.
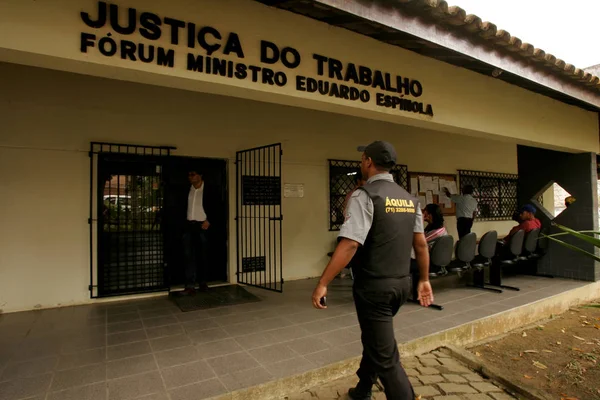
408, 171, 458, 216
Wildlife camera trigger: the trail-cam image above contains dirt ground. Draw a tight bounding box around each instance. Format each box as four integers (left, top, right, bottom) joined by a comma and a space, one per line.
471, 302, 600, 400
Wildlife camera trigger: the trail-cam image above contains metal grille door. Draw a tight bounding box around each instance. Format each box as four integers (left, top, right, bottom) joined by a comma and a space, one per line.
236, 144, 283, 292
90, 142, 173, 297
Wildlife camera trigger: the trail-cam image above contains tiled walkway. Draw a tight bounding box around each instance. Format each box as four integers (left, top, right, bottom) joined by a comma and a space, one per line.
0, 276, 586, 400
285, 350, 517, 400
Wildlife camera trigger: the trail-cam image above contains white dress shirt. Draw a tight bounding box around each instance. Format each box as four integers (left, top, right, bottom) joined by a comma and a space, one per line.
187, 183, 207, 221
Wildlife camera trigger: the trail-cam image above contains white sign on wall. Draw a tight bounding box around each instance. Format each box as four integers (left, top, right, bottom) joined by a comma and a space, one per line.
284, 183, 304, 198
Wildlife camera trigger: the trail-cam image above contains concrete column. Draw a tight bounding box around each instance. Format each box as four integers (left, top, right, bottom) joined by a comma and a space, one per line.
517, 145, 599, 281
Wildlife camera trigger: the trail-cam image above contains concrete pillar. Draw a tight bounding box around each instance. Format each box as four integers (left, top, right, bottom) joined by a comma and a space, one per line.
517, 145, 599, 281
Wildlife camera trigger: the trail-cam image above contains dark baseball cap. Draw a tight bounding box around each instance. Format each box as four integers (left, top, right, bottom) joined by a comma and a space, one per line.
520, 204, 537, 214
357, 141, 397, 168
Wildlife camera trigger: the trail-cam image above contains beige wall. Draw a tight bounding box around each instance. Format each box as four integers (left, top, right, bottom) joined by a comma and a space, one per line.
0, 63, 521, 312
0, 0, 597, 153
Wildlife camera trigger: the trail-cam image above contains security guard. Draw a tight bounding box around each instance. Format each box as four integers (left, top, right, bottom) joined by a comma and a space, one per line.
312, 141, 433, 400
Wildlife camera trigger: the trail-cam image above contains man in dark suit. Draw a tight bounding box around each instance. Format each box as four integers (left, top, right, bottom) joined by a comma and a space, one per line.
182, 170, 212, 294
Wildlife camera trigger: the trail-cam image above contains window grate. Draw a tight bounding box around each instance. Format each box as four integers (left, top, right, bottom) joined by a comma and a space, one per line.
328, 160, 408, 231
458, 169, 518, 221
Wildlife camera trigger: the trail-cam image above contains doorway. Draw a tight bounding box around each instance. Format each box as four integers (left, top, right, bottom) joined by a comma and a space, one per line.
91, 143, 229, 297
162, 156, 229, 288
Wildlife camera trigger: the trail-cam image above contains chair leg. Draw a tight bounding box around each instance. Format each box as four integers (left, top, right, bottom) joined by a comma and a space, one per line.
469, 269, 503, 293
467, 284, 503, 293
349, 267, 354, 280
483, 280, 520, 291
487, 260, 519, 291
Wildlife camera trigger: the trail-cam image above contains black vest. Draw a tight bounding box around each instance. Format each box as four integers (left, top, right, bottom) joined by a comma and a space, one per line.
357, 179, 417, 280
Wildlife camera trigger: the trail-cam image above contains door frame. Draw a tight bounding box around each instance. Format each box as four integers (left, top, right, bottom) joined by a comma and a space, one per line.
89, 142, 231, 298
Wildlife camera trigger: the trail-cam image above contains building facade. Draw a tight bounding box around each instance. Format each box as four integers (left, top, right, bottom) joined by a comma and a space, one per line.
1, 0, 599, 313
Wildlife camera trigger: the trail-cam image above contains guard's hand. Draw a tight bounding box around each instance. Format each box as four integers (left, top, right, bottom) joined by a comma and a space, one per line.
202, 220, 210, 230
417, 280, 434, 307
312, 284, 328, 309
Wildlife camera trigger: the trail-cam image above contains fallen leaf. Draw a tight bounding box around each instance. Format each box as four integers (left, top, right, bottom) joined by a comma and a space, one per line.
524, 350, 539, 353
475, 352, 481, 357
557, 341, 562, 345
573, 335, 586, 341
511, 357, 521, 361
533, 361, 548, 370
561, 397, 579, 400
522, 332, 528, 337
562, 329, 566, 333
594, 325, 600, 330
524, 375, 533, 379
572, 347, 583, 352
542, 350, 553, 353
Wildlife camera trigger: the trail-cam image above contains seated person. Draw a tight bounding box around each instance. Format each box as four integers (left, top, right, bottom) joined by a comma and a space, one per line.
411, 203, 447, 273
496, 204, 541, 258
504, 204, 541, 243
423, 203, 448, 249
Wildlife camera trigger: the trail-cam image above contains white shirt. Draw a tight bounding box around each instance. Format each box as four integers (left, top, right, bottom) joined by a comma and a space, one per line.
450, 194, 478, 219
187, 183, 207, 221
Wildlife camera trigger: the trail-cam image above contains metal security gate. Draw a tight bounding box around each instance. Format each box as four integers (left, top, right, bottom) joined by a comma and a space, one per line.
235, 143, 283, 292
90, 142, 174, 297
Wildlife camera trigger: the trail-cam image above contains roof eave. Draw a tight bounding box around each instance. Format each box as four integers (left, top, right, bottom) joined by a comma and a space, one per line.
255, 0, 600, 112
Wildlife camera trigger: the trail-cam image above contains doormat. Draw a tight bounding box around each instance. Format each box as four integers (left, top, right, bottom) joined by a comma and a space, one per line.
170, 285, 261, 312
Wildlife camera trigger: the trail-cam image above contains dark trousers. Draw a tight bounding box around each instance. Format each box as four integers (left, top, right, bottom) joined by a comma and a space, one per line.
457, 217, 474, 238
353, 278, 414, 400
183, 221, 208, 288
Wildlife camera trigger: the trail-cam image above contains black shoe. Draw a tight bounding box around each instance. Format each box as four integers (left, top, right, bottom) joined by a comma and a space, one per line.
198, 282, 209, 292
348, 387, 372, 400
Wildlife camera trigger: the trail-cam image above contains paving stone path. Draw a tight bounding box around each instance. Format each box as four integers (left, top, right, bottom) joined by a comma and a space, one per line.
284, 350, 517, 400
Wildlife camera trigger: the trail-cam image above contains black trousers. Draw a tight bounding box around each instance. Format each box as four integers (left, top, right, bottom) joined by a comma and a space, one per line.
183, 221, 208, 288
457, 217, 474, 238
353, 277, 414, 400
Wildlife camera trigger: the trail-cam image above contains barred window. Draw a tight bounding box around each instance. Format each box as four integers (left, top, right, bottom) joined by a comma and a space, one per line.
458, 170, 518, 221
328, 160, 408, 231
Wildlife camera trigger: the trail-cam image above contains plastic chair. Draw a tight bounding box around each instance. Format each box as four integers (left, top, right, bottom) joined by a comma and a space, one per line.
409, 235, 454, 311
473, 231, 498, 269
520, 228, 553, 278
519, 229, 540, 260
450, 232, 477, 273
489, 230, 524, 291
429, 235, 454, 277
470, 231, 502, 293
